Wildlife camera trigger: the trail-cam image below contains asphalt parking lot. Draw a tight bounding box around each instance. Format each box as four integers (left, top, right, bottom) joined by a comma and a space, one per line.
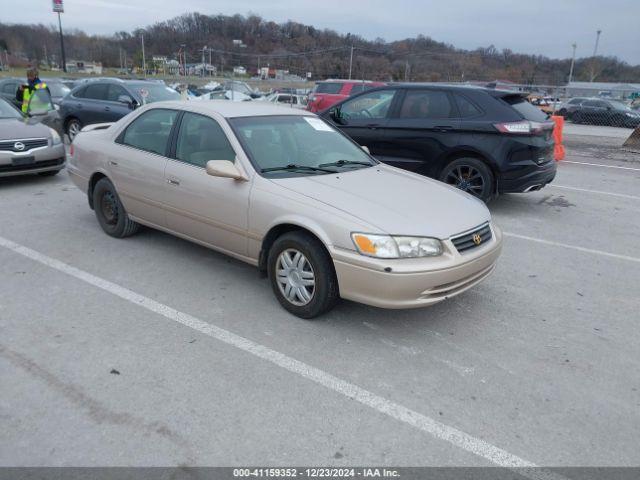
1, 132, 639, 469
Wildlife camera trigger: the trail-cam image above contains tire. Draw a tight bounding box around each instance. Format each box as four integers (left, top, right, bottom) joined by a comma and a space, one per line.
38, 170, 60, 177
92, 177, 140, 238
267, 231, 339, 319
66, 118, 82, 141
439, 157, 494, 202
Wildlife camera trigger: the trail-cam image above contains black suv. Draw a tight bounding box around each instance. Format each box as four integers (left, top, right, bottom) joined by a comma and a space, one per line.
59, 79, 180, 140
320, 84, 556, 201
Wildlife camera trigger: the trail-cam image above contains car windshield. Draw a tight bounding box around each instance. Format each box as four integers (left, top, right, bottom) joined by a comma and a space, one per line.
134, 84, 181, 103
0, 99, 23, 119
230, 115, 377, 177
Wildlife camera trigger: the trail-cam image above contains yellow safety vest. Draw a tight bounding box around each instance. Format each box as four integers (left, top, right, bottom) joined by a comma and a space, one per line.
21, 82, 48, 113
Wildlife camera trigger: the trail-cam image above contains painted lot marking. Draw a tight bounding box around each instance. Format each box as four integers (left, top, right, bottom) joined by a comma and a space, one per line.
549, 184, 640, 201
504, 232, 640, 264
0, 235, 565, 480
562, 160, 640, 172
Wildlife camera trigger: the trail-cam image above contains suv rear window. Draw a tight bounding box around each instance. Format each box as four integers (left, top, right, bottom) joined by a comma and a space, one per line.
314, 83, 343, 95
502, 95, 548, 121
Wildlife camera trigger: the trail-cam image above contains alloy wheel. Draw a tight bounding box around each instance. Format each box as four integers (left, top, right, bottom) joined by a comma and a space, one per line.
444, 165, 485, 197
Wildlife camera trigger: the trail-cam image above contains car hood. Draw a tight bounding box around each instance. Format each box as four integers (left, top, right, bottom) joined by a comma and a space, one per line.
270, 165, 491, 239
0, 118, 51, 141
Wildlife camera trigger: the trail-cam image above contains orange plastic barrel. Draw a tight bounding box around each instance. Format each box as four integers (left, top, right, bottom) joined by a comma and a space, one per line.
551, 115, 565, 161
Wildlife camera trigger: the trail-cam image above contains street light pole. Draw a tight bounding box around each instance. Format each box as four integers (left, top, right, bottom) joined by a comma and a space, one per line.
57, 12, 67, 73
590, 29, 601, 83
141, 33, 146, 77
568, 42, 577, 84
348, 45, 354, 80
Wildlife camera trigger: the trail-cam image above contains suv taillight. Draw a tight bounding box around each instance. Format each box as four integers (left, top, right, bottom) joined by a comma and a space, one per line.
494, 121, 549, 135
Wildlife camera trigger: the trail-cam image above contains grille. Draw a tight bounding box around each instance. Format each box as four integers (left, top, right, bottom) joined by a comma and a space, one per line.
451, 223, 492, 253
0, 138, 49, 152
0, 158, 64, 173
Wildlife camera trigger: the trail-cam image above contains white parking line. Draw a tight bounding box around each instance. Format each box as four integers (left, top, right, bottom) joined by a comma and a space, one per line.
504, 232, 640, 264
549, 184, 640, 201
0, 235, 561, 479
562, 160, 640, 171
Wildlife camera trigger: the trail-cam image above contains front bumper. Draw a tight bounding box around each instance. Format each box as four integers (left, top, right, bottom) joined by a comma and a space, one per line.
0, 143, 66, 177
330, 224, 503, 309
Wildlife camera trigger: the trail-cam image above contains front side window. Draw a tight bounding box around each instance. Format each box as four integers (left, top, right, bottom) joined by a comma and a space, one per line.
230, 115, 376, 176
107, 84, 129, 102
399, 90, 455, 119
175, 113, 235, 167
338, 90, 396, 121
121, 109, 177, 156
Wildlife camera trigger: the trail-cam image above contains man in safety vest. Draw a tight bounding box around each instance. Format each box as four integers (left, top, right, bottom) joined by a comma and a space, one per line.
16, 68, 49, 114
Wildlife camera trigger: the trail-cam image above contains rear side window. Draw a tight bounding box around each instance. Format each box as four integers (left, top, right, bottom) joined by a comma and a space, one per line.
502, 95, 548, 121
175, 112, 235, 167
83, 83, 109, 101
314, 83, 343, 94
349, 84, 372, 95
454, 94, 483, 117
568, 98, 583, 105
584, 100, 608, 108
398, 90, 455, 119
120, 109, 177, 156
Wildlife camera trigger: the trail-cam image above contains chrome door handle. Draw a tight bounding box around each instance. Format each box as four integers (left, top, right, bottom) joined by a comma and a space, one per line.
109, 160, 118, 166
167, 178, 180, 186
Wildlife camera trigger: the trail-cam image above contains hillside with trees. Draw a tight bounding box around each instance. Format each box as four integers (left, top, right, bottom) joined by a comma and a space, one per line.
1, 13, 639, 84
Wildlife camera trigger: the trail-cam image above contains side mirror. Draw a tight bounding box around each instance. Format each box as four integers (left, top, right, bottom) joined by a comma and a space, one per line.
361, 146, 370, 154
205, 160, 247, 181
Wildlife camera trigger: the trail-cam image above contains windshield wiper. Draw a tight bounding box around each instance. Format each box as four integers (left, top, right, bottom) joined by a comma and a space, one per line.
318, 159, 374, 168
261, 164, 337, 174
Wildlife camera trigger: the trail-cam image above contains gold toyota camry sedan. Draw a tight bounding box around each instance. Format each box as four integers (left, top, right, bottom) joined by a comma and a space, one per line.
68, 101, 502, 318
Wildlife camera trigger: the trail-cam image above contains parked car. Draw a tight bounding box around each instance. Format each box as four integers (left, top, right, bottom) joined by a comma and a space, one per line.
261, 92, 307, 108
306, 79, 386, 113
556, 97, 589, 119
67, 101, 502, 318
219, 80, 262, 98
0, 95, 65, 177
40, 78, 72, 106
527, 95, 561, 115
59, 79, 181, 140
193, 90, 253, 102
319, 84, 557, 202
0, 77, 23, 109
570, 99, 640, 128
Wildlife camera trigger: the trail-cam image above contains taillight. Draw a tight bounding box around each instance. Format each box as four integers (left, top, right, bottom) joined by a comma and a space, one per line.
69, 144, 74, 156
494, 121, 549, 135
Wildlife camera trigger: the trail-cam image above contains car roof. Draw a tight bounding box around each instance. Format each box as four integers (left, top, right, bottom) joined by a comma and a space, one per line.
145, 100, 316, 118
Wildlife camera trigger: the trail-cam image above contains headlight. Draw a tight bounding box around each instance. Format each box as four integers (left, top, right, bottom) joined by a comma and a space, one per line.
351, 233, 443, 258
49, 128, 62, 145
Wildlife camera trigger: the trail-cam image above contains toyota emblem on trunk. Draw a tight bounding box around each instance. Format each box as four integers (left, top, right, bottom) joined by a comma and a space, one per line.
14, 142, 25, 151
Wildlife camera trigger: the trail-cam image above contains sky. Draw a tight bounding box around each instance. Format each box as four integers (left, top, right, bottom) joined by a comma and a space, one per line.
3, 0, 640, 64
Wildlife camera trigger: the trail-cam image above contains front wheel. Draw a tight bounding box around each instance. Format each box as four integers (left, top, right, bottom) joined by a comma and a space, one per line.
268, 231, 339, 319
439, 158, 494, 202
92, 178, 140, 238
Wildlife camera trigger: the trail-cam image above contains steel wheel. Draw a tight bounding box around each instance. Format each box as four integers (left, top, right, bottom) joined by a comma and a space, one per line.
445, 165, 485, 196
275, 248, 316, 306
67, 120, 81, 140
100, 191, 119, 225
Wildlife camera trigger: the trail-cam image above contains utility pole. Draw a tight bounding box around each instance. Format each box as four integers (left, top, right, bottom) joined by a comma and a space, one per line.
590, 30, 602, 82
348, 45, 354, 80
141, 33, 146, 77
43, 45, 48, 68
404, 60, 410, 81
568, 42, 577, 84
57, 12, 67, 72
208, 48, 212, 76
201, 46, 206, 77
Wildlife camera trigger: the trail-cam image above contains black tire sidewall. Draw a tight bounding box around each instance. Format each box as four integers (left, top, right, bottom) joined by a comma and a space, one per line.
440, 158, 494, 202
93, 178, 129, 237
267, 232, 338, 319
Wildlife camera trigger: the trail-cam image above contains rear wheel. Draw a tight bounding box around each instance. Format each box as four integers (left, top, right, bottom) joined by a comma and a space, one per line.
268, 231, 339, 319
439, 158, 494, 202
66, 118, 82, 141
92, 177, 140, 238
